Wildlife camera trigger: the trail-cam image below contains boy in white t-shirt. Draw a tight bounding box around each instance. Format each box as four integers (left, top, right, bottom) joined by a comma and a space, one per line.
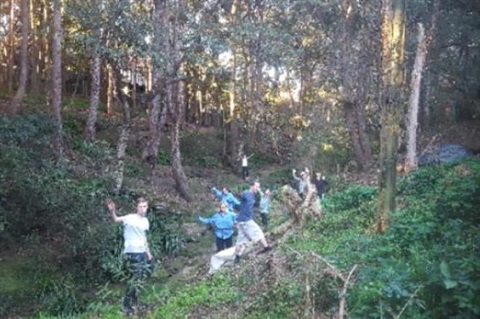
107, 197, 152, 315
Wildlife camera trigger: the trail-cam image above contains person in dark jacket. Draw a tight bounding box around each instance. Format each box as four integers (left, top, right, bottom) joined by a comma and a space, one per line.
315, 172, 329, 200
234, 181, 272, 263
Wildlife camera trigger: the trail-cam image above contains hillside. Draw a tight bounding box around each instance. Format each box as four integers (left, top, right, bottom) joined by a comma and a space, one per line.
1, 108, 479, 318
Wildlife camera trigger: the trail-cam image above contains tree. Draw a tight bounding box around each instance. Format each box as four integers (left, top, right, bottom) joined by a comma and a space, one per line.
404, 0, 439, 173
85, 45, 102, 141
145, 0, 168, 166
166, 0, 191, 201
111, 62, 132, 194
377, 0, 406, 233
340, 0, 373, 170
11, 0, 29, 113
51, 0, 64, 159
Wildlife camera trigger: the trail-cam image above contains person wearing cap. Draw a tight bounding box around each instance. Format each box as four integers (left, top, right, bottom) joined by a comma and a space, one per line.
198, 202, 237, 252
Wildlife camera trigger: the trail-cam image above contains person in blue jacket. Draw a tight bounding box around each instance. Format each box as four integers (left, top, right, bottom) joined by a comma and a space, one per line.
234, 181, 272, 263
198, 202, 237, 252
211, 186, 240, 211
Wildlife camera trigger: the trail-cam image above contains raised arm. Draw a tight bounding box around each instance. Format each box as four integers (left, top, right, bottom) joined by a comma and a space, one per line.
292, 169, 301, 181
198, 215, 214, 225
106, 199, 125, 223
211, 187, 222, 200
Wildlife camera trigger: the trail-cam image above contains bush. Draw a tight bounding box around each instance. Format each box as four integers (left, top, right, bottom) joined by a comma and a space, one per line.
287, 160, 480, 318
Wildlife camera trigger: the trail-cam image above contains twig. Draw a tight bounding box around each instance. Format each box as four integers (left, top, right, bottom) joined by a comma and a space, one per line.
287, 247, 358, 319
338, 265, 358, 319
394, 285, 423, 319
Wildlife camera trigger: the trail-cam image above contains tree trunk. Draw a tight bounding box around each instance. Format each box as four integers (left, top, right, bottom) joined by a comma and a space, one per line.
344, 101, 367, 170
51, 0, 64, 159
7, 0, 16, 92
85, 49, 102, 141
340, 0, 372, 170
29, 0, 39, 93
112, 65, 132, 195
170, 80, 191, 201
106, 63, 114, 116
377, 0, 406, 233
356, 104, 372, 162
145, 0, 168, 165
11, 0, 29, 113
405, 1, 438, 172
404, 24, 426, 173
224, 51, 240, 167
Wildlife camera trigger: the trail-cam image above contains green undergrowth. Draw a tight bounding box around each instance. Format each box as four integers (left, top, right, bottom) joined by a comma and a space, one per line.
286, 159, 480, 318
2, 112, 479, 318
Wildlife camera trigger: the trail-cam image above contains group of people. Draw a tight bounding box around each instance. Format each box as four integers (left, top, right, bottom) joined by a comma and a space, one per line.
105, 180, 273, 315
200, 182, 272, 256
105, 165, 328, 314
292, 168, 329, 200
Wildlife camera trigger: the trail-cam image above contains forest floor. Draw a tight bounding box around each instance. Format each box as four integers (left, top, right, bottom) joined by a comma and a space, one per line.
1, 97, 479, 317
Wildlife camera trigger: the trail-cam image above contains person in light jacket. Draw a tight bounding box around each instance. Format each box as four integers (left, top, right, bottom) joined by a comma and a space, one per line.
198, 202, 237, 252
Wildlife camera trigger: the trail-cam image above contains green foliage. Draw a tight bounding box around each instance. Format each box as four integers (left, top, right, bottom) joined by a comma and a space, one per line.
0, 114, 190, 317
155, 275, 239, 318
322, 184, 377, 214
245, 281, 302, 318
36, 274, 86, 317
157, 149, 172, 165
293, 160, 480, 318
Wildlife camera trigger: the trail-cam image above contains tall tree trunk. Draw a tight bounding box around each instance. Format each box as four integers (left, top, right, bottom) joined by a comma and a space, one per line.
377, 0, 406, 233
170, 79, 191, 201
404, 0, 438, 173
112, 64, 131, 195
223, 0, 242, 168
146, 0, 167, 165
11, 0, 29, 113
106, 63, 114, 116
404, 24, 426, 173
41, 0, 50, 92
8, 0, 16, 92
29, 0, 39, 93
341, 0, 370, 170
51, 0, 64, 159
161, 0, 190, 201
85, 49, 102, 141
224, 52, 240, 167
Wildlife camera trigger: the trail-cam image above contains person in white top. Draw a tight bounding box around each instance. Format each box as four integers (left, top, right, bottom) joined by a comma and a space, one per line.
241, 153, 253, 180
107, 197, 152, 315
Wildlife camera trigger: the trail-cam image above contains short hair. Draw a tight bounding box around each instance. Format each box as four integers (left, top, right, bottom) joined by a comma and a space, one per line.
136, 197, 148, 205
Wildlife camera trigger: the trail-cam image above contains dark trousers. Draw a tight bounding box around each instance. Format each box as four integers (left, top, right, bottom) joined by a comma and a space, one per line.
242, 167, 249, 180
216, 236, 233, 252
123, 252, 147, 309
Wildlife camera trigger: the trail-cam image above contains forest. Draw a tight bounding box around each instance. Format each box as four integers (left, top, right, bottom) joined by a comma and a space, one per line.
0, 0, 479, 318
